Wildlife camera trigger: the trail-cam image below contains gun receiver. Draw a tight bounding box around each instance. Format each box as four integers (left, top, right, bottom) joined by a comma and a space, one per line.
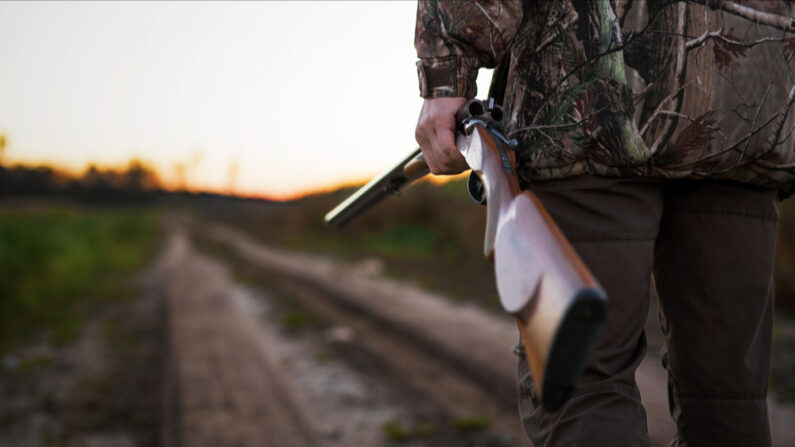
325, 99, 606, 412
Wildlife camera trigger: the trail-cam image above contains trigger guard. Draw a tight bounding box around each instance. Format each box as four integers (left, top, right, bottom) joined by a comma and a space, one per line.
467, 171, 487, 206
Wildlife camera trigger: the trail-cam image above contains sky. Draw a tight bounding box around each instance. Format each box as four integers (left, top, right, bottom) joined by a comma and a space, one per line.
0, 1, 493, 198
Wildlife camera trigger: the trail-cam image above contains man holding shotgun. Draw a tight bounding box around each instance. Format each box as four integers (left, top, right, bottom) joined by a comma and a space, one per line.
414, 1, 794, 445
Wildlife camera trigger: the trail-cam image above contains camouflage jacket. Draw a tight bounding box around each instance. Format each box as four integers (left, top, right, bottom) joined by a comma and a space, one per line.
415, 0, 795, 191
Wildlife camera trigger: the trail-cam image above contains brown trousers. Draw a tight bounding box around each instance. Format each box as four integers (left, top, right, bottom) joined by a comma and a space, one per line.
517, 176, 780, 446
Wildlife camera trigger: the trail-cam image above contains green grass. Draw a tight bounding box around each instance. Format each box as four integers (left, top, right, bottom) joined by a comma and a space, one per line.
383, 420, 408, 442
313, 349, 330, 364
454, 416, 489, 431
412, 420, 436, 438
361, 224, 436, 259
14, 354, 54, 377
0, 206, 160, 354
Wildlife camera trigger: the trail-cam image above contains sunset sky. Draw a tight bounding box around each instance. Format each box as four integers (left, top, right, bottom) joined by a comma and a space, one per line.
0, 1, 493, 198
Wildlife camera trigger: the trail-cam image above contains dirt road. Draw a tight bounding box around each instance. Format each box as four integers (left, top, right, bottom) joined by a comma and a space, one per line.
158, 217, 526, 447
158, 230, 317, 447
156, 217, 795, 447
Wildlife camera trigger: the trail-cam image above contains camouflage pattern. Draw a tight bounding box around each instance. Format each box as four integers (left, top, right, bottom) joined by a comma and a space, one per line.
415, 0, 795, 190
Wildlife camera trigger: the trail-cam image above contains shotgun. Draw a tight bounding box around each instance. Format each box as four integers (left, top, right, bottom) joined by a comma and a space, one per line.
324, 99, 606, 412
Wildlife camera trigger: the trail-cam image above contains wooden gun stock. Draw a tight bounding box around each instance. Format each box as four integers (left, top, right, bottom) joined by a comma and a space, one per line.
455, 102, 605, 411
324, 99, 606, 411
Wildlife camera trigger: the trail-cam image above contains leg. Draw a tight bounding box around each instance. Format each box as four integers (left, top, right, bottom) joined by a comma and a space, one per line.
518, 176, 664, 446
653, 181, 779, 446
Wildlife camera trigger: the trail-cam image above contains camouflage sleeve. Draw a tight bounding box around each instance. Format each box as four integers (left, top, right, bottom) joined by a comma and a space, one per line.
414, 0, 524, 98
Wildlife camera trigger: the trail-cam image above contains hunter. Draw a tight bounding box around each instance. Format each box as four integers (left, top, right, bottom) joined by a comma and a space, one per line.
414, 1, 795, 446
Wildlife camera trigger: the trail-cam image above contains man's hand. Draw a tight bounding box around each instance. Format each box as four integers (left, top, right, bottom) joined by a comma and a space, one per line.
415, 97, 469, 175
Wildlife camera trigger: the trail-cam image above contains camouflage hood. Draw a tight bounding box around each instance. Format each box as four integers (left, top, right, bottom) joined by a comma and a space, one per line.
415, 0, 795, 191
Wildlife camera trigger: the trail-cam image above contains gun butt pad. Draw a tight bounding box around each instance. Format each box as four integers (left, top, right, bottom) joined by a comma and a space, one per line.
517, 288, 605, 412
544, 289, 605, 411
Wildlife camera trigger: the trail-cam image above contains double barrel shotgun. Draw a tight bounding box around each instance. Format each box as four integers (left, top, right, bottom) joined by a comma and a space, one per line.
324, 99, 606, 411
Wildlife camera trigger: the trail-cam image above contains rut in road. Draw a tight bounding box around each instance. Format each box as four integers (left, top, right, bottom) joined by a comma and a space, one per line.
253, 256, 525, 439
159, 228, 317, 447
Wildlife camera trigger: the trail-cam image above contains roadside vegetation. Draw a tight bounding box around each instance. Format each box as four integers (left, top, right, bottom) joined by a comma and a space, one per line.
197, 179, 795, 314
197, 178, 503, 309
0, 205, 160, 355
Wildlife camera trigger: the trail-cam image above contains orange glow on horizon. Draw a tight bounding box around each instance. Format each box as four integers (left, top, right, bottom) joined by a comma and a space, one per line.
2, 153, 472, 203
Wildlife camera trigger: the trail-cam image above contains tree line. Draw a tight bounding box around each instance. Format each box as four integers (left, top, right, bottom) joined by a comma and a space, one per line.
0, 135, 256, 203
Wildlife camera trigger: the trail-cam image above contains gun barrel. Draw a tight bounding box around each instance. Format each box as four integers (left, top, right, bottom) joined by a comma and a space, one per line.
324, 148, 427, 227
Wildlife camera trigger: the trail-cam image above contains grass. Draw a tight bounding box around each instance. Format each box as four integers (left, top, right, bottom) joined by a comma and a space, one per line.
412, 421, 436, 438
14, 354, 54, 378
383, 420, 409, 442
361, 224, 436, 260
0, 205, 160, 355
280, 310, 323, 331
454, 416, 489, 431
313, 349, 330, 364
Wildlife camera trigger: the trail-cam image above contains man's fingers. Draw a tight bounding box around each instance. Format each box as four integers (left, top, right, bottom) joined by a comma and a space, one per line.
436, 126, 468, 172
427, 132, 447, 174
423, 127, 464, 175
417, 119, 448, 175
416, 123, 441, 173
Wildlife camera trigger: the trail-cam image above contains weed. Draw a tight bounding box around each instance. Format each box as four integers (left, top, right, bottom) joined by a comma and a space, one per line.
314, 350, 330, 364
280, 310, 322, 331
413, 420, 436, 438
281, 312, 308, 330
383, 420, 408, 442
15, 354, 54, 377
454, 416, 489, 431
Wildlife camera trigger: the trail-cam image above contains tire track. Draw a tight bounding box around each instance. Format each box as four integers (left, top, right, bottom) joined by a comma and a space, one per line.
158, 223, 317, 447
